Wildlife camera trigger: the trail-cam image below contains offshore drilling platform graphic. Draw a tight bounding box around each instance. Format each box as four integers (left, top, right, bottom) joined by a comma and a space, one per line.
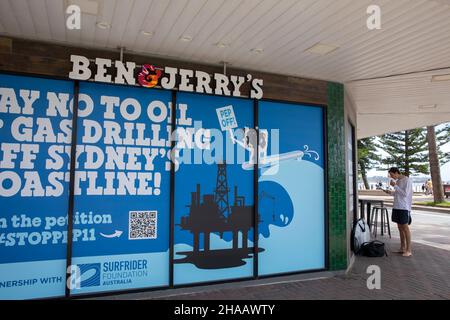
175, 163, 264, 269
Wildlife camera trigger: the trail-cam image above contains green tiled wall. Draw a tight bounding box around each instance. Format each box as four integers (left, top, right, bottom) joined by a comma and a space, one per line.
327, 82, 347, 270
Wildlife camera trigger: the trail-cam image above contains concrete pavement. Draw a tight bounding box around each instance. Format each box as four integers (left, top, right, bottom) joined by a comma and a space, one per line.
92, 209, 450, 300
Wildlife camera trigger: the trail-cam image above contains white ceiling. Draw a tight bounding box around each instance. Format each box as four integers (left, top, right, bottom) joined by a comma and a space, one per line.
0, 0, 449, 138
348, 68, 450, 138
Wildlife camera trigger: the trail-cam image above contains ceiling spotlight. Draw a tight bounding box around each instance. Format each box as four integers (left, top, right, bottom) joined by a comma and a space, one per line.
250, 48, 264, 54
431, 74, 450, 82
305, 43, 339, 55
215, 42, 230, 48
179, 35, 193, 42
140, 30, 154, 37
96, 21, 110, 29
418, 104, 437, 109
66, 0, 99, 15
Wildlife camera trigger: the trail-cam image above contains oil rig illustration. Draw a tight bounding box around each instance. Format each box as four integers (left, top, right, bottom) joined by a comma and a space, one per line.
175, 163, 264, 269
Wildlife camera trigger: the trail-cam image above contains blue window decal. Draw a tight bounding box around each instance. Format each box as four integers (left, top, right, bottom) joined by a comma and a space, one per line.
0, 74, 74, 299
173, 92, 254, 285
70, 82, 171, 295
258, 101, 325, 275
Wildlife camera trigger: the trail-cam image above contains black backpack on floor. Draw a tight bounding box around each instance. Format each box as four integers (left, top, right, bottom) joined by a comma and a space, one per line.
358, 240, 388, 257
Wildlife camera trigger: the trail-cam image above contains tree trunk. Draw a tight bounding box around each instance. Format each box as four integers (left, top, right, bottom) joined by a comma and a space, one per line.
426, 126, 445, 203
360, 162, 370, 189
404, 130, 410, 176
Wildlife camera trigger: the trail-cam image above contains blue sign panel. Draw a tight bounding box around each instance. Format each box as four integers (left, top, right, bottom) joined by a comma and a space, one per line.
173, 92, 254, 285
69, 82, 172, 295
0, 74, 74, 299
258, 101, 325, 275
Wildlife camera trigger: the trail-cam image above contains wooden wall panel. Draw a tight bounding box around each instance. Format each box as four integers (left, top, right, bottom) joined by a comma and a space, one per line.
0, 36, 328, 105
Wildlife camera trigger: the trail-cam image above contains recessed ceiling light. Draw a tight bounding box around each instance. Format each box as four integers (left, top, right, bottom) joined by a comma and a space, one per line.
215, 42, 230, 48
66, 0, 99, 15
179, 35, 193, 42
418, 104, 437, 109
431, 74, 450, 82
305, 43, 339, 55
140, 30, 154, 37
96, 21, 110, 29
250, 48, 264, 54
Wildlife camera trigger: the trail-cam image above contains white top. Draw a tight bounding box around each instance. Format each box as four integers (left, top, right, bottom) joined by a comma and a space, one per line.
393, 176, 413, 211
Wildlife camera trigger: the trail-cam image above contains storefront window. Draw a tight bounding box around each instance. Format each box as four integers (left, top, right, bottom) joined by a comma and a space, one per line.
0, 74, 74, 299
69, 82, 172, 295
347, 121, 357, 222
0, 73, 327, 298
173, 92, 254, 285
258, 101, 326, 275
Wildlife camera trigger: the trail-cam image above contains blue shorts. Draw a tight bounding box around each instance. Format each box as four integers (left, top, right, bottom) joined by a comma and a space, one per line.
392, 209, 412, 225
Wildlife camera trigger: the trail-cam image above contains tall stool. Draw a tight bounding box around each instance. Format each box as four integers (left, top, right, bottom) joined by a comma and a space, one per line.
370, 206, 391, 238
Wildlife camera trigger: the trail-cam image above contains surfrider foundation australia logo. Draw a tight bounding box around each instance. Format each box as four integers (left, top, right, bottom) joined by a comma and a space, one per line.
68, 259, 149, 289
77, 263, 101, 287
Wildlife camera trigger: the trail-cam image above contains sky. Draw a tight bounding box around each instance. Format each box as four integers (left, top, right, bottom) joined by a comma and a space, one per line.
367, 123, 450, 183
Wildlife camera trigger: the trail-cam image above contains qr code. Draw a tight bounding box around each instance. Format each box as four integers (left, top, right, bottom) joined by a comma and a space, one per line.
128, 211, 157, 240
